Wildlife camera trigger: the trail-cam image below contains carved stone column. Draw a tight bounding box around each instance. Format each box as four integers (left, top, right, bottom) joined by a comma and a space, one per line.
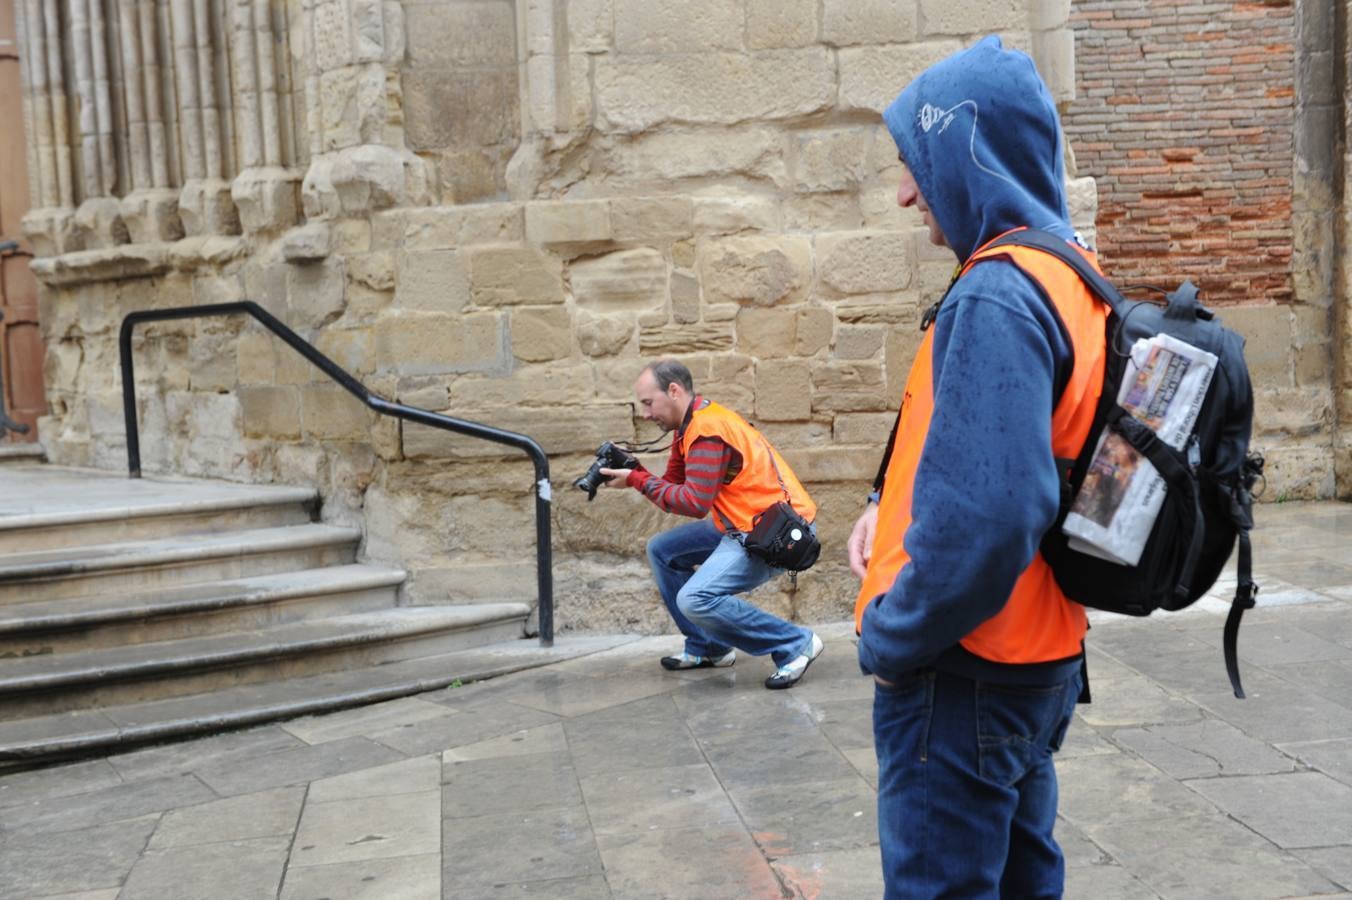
70, 0, 128, 247
116, 0, 183, 242
17, 0, 78, 255
229, 0, 301, 234
171, 0, 239, 235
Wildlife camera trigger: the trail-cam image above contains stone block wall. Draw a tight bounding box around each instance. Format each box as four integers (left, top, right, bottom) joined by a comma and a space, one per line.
21, 0, 1346, 637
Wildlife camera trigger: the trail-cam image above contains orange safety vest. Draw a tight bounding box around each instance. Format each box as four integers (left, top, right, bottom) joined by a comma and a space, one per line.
683, 401, 817, 534
854, 230, 1107, 665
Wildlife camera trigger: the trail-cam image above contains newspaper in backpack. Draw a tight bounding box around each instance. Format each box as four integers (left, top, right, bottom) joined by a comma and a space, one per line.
983, 229, 1265, 699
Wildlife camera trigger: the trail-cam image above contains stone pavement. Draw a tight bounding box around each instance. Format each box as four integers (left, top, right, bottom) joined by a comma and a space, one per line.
1, 500, 1350, 900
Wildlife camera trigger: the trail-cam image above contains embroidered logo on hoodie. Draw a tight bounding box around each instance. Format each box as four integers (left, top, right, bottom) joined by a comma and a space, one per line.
917, 102, 957, 135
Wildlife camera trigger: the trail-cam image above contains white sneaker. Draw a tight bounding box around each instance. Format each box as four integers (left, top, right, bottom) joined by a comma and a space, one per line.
765, 633, 824, 689
660, 649, 736, 671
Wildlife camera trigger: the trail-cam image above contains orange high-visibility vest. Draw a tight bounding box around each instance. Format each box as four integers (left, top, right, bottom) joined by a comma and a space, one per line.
683, 401, 817, 534
854, 231, 1107, 665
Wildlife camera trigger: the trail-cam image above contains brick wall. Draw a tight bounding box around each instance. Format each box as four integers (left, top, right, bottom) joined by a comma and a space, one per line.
1063, 1, 1296, 305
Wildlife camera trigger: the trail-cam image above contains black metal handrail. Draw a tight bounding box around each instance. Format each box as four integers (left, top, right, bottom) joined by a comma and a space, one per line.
119, 301, 554, 646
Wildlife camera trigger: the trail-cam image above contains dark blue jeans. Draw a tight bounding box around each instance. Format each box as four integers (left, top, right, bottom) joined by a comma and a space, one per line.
873, 668, 1081, 899
645, 519, 814, 667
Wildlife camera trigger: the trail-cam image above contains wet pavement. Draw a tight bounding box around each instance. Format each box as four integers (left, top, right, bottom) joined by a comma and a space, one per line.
1, 500, 1350, 899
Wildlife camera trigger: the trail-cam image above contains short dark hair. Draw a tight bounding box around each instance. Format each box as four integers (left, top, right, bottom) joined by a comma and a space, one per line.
644, 359, 694, 394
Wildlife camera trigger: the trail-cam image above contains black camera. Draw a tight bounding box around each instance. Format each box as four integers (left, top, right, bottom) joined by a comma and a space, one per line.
573, 441, 638, 501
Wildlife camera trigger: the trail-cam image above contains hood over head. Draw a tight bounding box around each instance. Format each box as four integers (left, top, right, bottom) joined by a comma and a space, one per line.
882, 35, 1073, 261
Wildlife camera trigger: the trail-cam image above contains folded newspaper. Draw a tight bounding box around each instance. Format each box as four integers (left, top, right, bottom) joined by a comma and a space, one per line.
1062, 333, 1218, 566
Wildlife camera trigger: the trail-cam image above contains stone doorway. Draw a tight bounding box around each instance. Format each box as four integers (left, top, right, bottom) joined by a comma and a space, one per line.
0, 0, 45, 441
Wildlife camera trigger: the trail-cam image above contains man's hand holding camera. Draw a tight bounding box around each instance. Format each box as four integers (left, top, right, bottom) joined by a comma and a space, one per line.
573, 441, 640, 500
597, 466, 632, 489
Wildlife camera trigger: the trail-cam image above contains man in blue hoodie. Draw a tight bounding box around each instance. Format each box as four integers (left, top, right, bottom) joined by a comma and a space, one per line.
847, 36, 1105, 898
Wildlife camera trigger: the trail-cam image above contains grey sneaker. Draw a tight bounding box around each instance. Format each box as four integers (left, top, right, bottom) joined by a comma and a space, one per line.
660, 650, 736, 671
765, 633, 824, 689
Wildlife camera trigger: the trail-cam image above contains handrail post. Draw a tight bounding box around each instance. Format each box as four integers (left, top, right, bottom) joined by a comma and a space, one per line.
533, 466, 554, 648
120, 302, 554, 645
118, 317, 142, 478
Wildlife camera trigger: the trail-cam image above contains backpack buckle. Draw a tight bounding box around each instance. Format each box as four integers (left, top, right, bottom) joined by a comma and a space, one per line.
920, 300, 941, 332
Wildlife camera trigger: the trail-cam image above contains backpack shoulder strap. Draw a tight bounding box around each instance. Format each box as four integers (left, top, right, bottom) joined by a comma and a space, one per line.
984, 229, 1127, 317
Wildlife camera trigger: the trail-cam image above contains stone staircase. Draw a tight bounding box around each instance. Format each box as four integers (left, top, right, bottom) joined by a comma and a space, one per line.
0, 460, 541, 767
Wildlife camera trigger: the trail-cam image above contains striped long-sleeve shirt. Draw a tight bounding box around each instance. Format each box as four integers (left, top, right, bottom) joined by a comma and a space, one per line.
625, 435, 738, 519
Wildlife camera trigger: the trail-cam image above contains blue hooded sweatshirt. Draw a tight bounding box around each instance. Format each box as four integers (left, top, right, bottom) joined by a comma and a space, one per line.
857, 36, 1084, 685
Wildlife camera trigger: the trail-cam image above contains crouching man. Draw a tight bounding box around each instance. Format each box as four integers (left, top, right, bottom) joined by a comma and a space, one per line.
600, 359, 823, 689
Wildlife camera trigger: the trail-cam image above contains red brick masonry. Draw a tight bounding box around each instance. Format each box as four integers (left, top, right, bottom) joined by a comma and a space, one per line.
1063, 0, 1295, 306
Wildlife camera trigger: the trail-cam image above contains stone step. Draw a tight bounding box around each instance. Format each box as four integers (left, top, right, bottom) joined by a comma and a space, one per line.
0, 524, 362, 606
0, 605, 530, 721
0, 444, 45, 465
0, 564, 408, 656
0, 633, 637, 767
0, 465, 317, 554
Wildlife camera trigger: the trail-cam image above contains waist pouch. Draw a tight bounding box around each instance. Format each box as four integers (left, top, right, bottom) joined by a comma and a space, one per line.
742, 502, 820, 572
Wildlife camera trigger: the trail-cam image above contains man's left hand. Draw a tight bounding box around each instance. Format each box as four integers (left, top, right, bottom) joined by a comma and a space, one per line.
598, 467, 631, 488
848, 504, 879, 579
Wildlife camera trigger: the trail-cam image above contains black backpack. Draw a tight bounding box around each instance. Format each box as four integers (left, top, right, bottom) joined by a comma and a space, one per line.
985, 229, 1265, 698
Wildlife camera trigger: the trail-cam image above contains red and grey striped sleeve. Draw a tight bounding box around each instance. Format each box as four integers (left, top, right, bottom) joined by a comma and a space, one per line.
625, 436, 732, 518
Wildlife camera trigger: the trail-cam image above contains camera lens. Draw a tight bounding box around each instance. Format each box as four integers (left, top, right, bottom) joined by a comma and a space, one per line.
573, 460, 606, 500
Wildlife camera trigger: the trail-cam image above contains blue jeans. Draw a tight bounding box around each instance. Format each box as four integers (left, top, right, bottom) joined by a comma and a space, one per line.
646, 519, 814, 667
873, 668, 1081, 899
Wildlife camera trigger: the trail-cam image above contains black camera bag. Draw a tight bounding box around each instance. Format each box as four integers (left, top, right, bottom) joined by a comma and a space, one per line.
720, 435, 821, 572
743, 501, 820, 572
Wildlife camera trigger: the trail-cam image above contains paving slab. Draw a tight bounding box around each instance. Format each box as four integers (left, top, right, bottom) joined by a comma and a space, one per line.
2, 772, 217, 836
1057, 753, 1222, 829
1277, 736, 1352, 785
442, 721, 569, 764
30, 889, 124, 900
145, 785, 304, 849
280, 696, 455, 745
366, 699, 561, 757
1, 501, 1350, 899
191, 735, 405, 796
473, 875, 614, 898
119, 836, 291, 900
1191, 678, 1352, 745
0, 814, 158, 898
0, 757, 123, 810
563, 703, 704, 777
291, 789, 441, 867
1065, 862, 1164, 899
1086, 812, 1338, 900
1296, 847, 1352, 888
1266, 657, 1352, 704
1186, 771, 1352, 849
771, 845, 887, 899
1110, 718, 1299, 779
442, 750, 582, 819
729, 774, 878, 857
441, 805, 603, 889
104, 723, 306, 781
306, 754, 440, 803
595, 824, 784, 899
279, 853, 440, 900
580, 762, 741, 837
